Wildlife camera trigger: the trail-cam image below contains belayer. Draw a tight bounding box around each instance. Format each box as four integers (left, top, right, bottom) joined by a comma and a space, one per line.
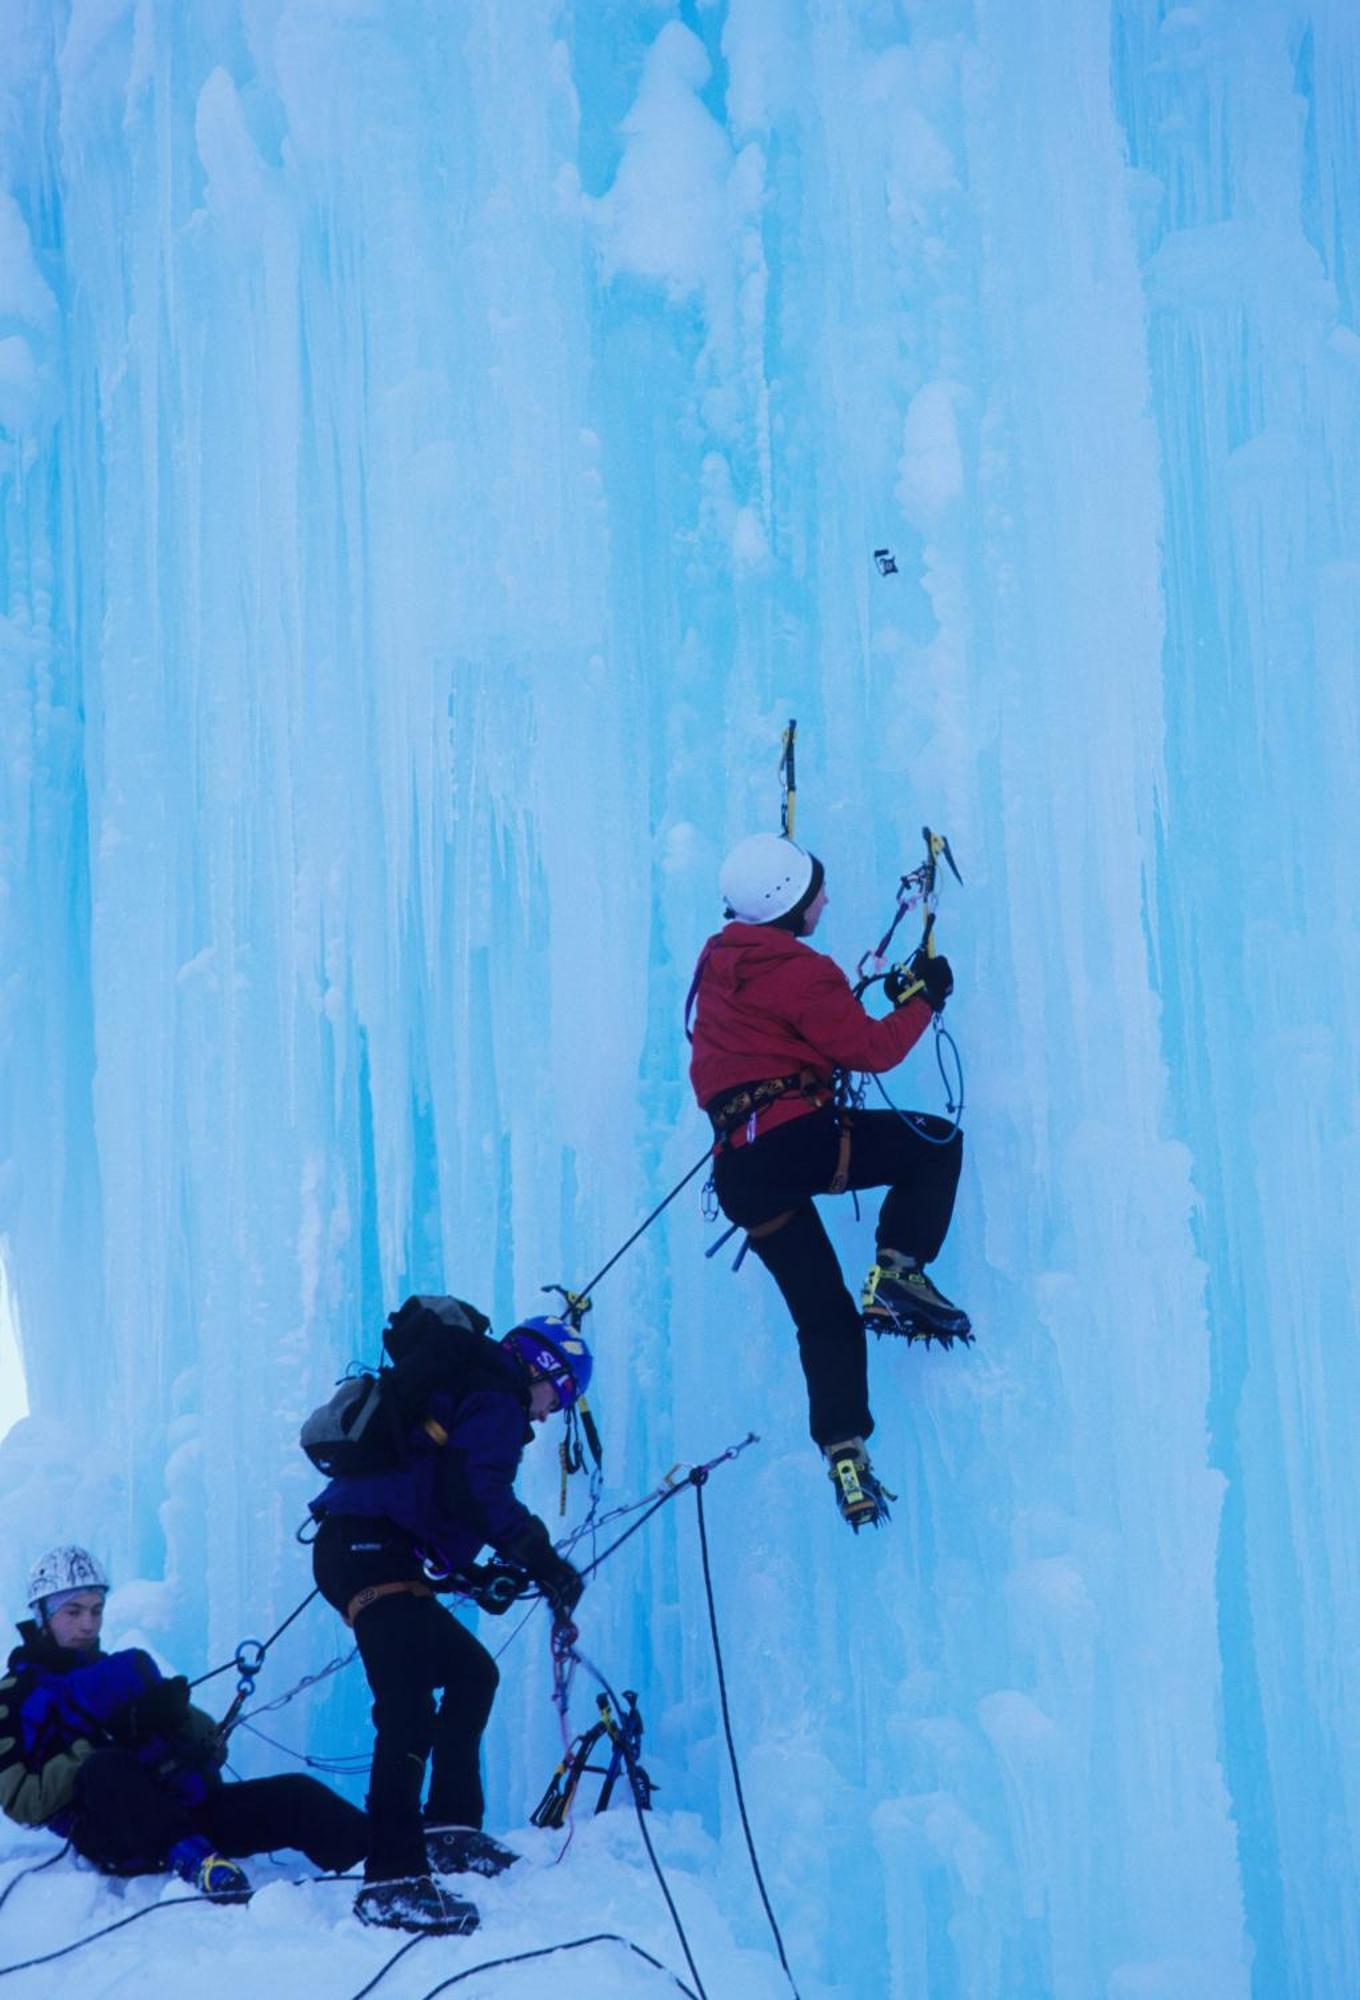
687, 832, 969, 1531
0, 1544, 367, 1897
306, 1294, 590, 1935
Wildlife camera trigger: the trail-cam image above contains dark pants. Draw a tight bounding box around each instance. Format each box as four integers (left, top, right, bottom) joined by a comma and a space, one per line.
313, 1514, 500, 1882
69, 1748, 367, 1876
714, 1105, 964, 1447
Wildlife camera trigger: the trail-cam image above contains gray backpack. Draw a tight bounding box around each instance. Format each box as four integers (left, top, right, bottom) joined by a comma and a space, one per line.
299, 1373, 395, 1478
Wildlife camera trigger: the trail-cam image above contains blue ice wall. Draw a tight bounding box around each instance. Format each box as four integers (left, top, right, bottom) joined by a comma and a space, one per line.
1, 4, 1357, 1996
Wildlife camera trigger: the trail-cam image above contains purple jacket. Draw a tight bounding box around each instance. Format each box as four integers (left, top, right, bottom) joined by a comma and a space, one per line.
311, 1374, 536, 1575
0, 1626, 220, 1830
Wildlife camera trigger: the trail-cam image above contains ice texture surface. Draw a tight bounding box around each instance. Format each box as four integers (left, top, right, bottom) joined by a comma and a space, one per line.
1, 4, 1357, 1996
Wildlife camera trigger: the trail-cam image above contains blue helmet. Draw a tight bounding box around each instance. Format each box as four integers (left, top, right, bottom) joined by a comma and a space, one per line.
501, 1317, 593, 1409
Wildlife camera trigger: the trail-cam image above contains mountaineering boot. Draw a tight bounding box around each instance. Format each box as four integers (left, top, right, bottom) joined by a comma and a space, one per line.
169, 1837, 252, 1903
425, 1823, 519, 1879
824, 1439, 894, 1532
354, 1874, 481, 1936
862, 1252, 972, 1345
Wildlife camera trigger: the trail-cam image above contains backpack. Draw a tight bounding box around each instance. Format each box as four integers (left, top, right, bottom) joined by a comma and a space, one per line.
300, 1294, 521, 1478
299, 1373, 396, 1478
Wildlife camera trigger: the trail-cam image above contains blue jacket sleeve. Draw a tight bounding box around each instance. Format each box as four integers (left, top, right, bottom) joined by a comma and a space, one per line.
444, 1390, 534, 1550
0, 1648, 160, 1829
23, 1649, 159, 1752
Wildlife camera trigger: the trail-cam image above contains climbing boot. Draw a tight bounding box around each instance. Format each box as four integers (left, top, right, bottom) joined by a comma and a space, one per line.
425, 1824, 519, 1879
354, 1874, 480, 1935
824, 1439, 894, 1532
862, 1252, 972, 1345
170, 1837, 252, 1902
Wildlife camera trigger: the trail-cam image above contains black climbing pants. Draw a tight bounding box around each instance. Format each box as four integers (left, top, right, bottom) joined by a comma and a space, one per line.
313, 1514, 500, 1882
69, 1748, 367, 1876
713, 1105, 964, 1448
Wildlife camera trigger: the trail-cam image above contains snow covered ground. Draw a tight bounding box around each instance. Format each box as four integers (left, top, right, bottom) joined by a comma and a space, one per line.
0, 1811, 796, 1999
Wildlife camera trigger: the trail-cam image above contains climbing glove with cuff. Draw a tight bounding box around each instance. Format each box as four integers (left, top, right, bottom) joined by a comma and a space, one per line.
116, 1673, 192, 1744
885, 949, 953, 1016
500, 1518, 585, 1623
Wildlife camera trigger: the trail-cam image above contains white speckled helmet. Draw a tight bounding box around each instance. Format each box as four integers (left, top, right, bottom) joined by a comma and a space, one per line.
26, 1544, 109, 1619
719, 833, 819, 923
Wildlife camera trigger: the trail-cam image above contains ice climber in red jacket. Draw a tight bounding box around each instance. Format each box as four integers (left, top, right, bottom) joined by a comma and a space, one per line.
687, 832, 969, 1529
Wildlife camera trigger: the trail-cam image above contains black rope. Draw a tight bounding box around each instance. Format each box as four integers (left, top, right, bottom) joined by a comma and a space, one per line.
865, 1016, 965, 1145
189, 1587, 320, 1692
490, 1437, 759, 1665
0, 1840, 69, 1915
570, 1145, 713, 1302
691, 1473, 802, 1998
236, 1716, 370, 1776
0, 1894, 220, 1978
345, 1930, 429, 2000
570, 1650, 710, 2000
399, 1933, 701, 2000
575, 1491, 676, 1581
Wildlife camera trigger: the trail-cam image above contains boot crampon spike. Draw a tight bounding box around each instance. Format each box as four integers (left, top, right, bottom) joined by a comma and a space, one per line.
825, 1440, 895, 1533
425, 1823, 518, 1879
354, 1874, 480, 1935
861, 1254, 973, 1348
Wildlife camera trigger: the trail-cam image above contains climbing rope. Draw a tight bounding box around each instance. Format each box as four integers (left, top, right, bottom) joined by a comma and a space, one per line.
0, 1894, 220, 1979
346, 1933, 702, 2000
345, 1933, 428, 2000
563, 1145, 714, 1309
189, 1587, 320, 1699
567, 1647, 710, 2000
689, 1471, 801, 1998
0, 1840, 69, 1915
864, 1020, 965, 1143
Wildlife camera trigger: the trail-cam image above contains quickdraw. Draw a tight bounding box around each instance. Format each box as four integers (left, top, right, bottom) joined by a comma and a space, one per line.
211, 1638, 268, 1743
541, 1283, 605, 1516
531, 1688, 656, 1830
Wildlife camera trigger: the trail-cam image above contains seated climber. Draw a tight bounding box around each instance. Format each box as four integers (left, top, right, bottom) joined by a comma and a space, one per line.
0, 1544, 367, 1899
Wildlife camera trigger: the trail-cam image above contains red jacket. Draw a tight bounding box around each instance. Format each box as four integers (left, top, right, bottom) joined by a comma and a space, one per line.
687, 923, 931, 1143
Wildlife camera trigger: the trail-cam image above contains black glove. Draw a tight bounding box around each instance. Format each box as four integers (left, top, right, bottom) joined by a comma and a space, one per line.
501, 1519, 585, 1622
117, 1674, 191, 1743
884, 949, 953, 1015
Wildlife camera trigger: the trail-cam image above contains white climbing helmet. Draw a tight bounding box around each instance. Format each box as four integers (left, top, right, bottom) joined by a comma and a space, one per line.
719, 833, 817, 923
26, 1544, 110, 1616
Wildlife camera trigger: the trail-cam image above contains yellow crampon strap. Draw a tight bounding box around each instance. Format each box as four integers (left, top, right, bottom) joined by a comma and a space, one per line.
779, 718, 797, 839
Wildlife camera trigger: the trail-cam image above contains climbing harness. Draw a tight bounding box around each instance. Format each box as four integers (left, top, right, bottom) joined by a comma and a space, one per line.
531, 1688, 655, 1830
704, 1068, 834, 1146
